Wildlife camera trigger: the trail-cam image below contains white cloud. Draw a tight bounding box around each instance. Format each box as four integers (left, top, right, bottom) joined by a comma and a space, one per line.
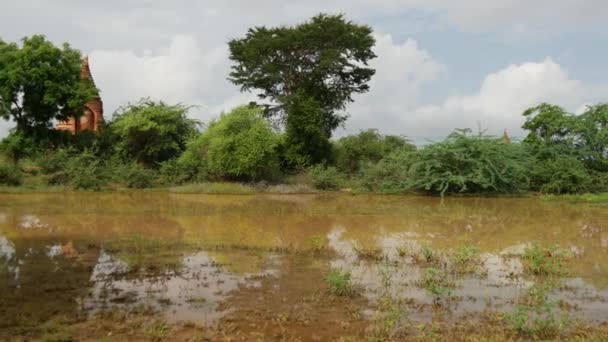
90, 35, 256, 123
340, 34, 445, 136
403, 58, 587, 141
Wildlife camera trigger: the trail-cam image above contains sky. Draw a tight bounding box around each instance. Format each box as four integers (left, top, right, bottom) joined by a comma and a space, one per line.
1, 0, 607, 143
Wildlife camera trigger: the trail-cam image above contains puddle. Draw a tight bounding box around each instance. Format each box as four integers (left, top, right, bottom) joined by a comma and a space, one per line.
0, 193, 607, 336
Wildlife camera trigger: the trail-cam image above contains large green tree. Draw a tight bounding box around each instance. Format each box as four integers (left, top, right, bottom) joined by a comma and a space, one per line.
228, 14, 376, 164
0, 35, 96, 138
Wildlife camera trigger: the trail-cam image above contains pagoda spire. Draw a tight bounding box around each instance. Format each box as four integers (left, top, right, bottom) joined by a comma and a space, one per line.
501, 129, 511, 144
80, 55, 98, 90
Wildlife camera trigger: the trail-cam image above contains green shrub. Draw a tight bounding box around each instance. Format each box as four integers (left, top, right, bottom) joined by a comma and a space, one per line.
0, 160, 23, 186
335, 129, 414, 174
308, 165, 345, 190
115, 162, 156, 189
324, 269, 355, 296
529, 154, 596, 194
408, 129, 530, 196
358, 150, 413, 193
522, 243, 570, 276
185, 105, 281, 181
108, 99, 200, 166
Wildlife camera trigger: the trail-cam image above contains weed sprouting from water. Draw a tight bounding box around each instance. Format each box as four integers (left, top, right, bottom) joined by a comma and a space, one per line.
307, 235, 327, 254
523, 243, 570, 276
452, 244, 481, 273
421, 267, 453, 303
506, 282, 571, 339
143, 321, 169, 341
324, 269, 355, 297
371, 296, 410, 339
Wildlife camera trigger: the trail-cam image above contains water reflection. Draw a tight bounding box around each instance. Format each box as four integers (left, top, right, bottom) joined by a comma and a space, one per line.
0, 193, 607, 329
327, 227, 608, 323
85, 249, 280, 323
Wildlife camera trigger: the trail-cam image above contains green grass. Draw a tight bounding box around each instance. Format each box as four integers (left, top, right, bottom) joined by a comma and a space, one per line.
541, 193, 608, 203
452, 244, 481, 273
324, 269, 355, 297
421, 267, 453, 302
522, 243, 570, 276
169, 182, 257, 194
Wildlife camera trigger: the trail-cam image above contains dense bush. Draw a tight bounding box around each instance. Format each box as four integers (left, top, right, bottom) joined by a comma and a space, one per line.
334, 129, 414, 174
358, 149, 413, 193
308, 165, 345, 190
407, 130, 530, 196
108, 99, 200, 167
184, 105, 281, 181
114, 162, 156, 189
281, 93, 333, 168
0, 159, 22, 185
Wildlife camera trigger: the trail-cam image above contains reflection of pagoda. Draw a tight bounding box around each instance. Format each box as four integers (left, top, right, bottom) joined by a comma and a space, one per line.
56, 56, 104, 133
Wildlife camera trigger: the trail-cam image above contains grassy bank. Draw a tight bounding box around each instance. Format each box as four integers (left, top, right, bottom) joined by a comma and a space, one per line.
541, 193, 608, 204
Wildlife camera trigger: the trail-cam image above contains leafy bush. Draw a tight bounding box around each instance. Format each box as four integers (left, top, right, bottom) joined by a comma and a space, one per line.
308, 165, 345, 190
0, 160, 22, 185
335, 129, 414, 174
528, 154, 596, 194
64, 151, 109, 190
108, 99, 200, 166
408, 129, 531, 196
358, 150, 413, 193
0, 132, 35, 162
115, 162, 156, 189
324, 269, 355, 296
184, 105, 281, 181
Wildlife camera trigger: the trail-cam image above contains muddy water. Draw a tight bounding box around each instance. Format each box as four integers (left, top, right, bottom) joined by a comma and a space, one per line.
1, 193, 607, 336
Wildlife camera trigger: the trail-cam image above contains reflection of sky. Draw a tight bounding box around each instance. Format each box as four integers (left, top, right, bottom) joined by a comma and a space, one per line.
84, 249, 280, 324
327, 227, 608, 323
20, 215, 47, 229
0, 235, 15, 260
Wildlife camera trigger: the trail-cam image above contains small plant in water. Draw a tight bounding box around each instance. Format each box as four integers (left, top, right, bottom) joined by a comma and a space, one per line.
421, 267, 452, 302
143, 321, 169, 341
452, 244, 480, 273
371, 296, 409, 339
307, 234, 327, 253
523, 243, 570, 276
325, 269, 355, 297
506, 283, 571, 339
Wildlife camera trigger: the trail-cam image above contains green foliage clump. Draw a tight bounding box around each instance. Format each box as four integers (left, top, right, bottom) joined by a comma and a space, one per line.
335, 129, 414, 174
281, 93, 332, 167
0, 132, 35, 162
522, 103, 608, 193
0, 35, 96, 138
0, 159, 22, 186
184, 105, 280, 181
228, 14, 377, 163
324, 269, 355, 296
408, 129, 530, 196
522, 243, 570, 276
357, 149, 413, 193
109, 99, 199, 166
308, 165, 345, 190
114, 162, 156, 189
452, 244, 481, 273
506, 282, 570, 338
421, 267, 452, 301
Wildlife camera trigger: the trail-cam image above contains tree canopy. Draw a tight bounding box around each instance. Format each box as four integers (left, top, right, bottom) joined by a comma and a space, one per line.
108, 99, 200, 166
228, 14, 376, 164
0, 35, 96, 138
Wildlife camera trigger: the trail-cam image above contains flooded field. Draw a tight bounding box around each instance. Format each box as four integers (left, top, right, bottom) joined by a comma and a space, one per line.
1, 193, 607, 340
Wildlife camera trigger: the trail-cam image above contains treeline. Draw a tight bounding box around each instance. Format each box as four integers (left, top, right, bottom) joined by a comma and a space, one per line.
1, 100, 607, 195
1, 15, 607, 195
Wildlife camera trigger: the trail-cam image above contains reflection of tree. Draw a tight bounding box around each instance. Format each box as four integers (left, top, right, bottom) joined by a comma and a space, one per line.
0, 235, 100, 336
